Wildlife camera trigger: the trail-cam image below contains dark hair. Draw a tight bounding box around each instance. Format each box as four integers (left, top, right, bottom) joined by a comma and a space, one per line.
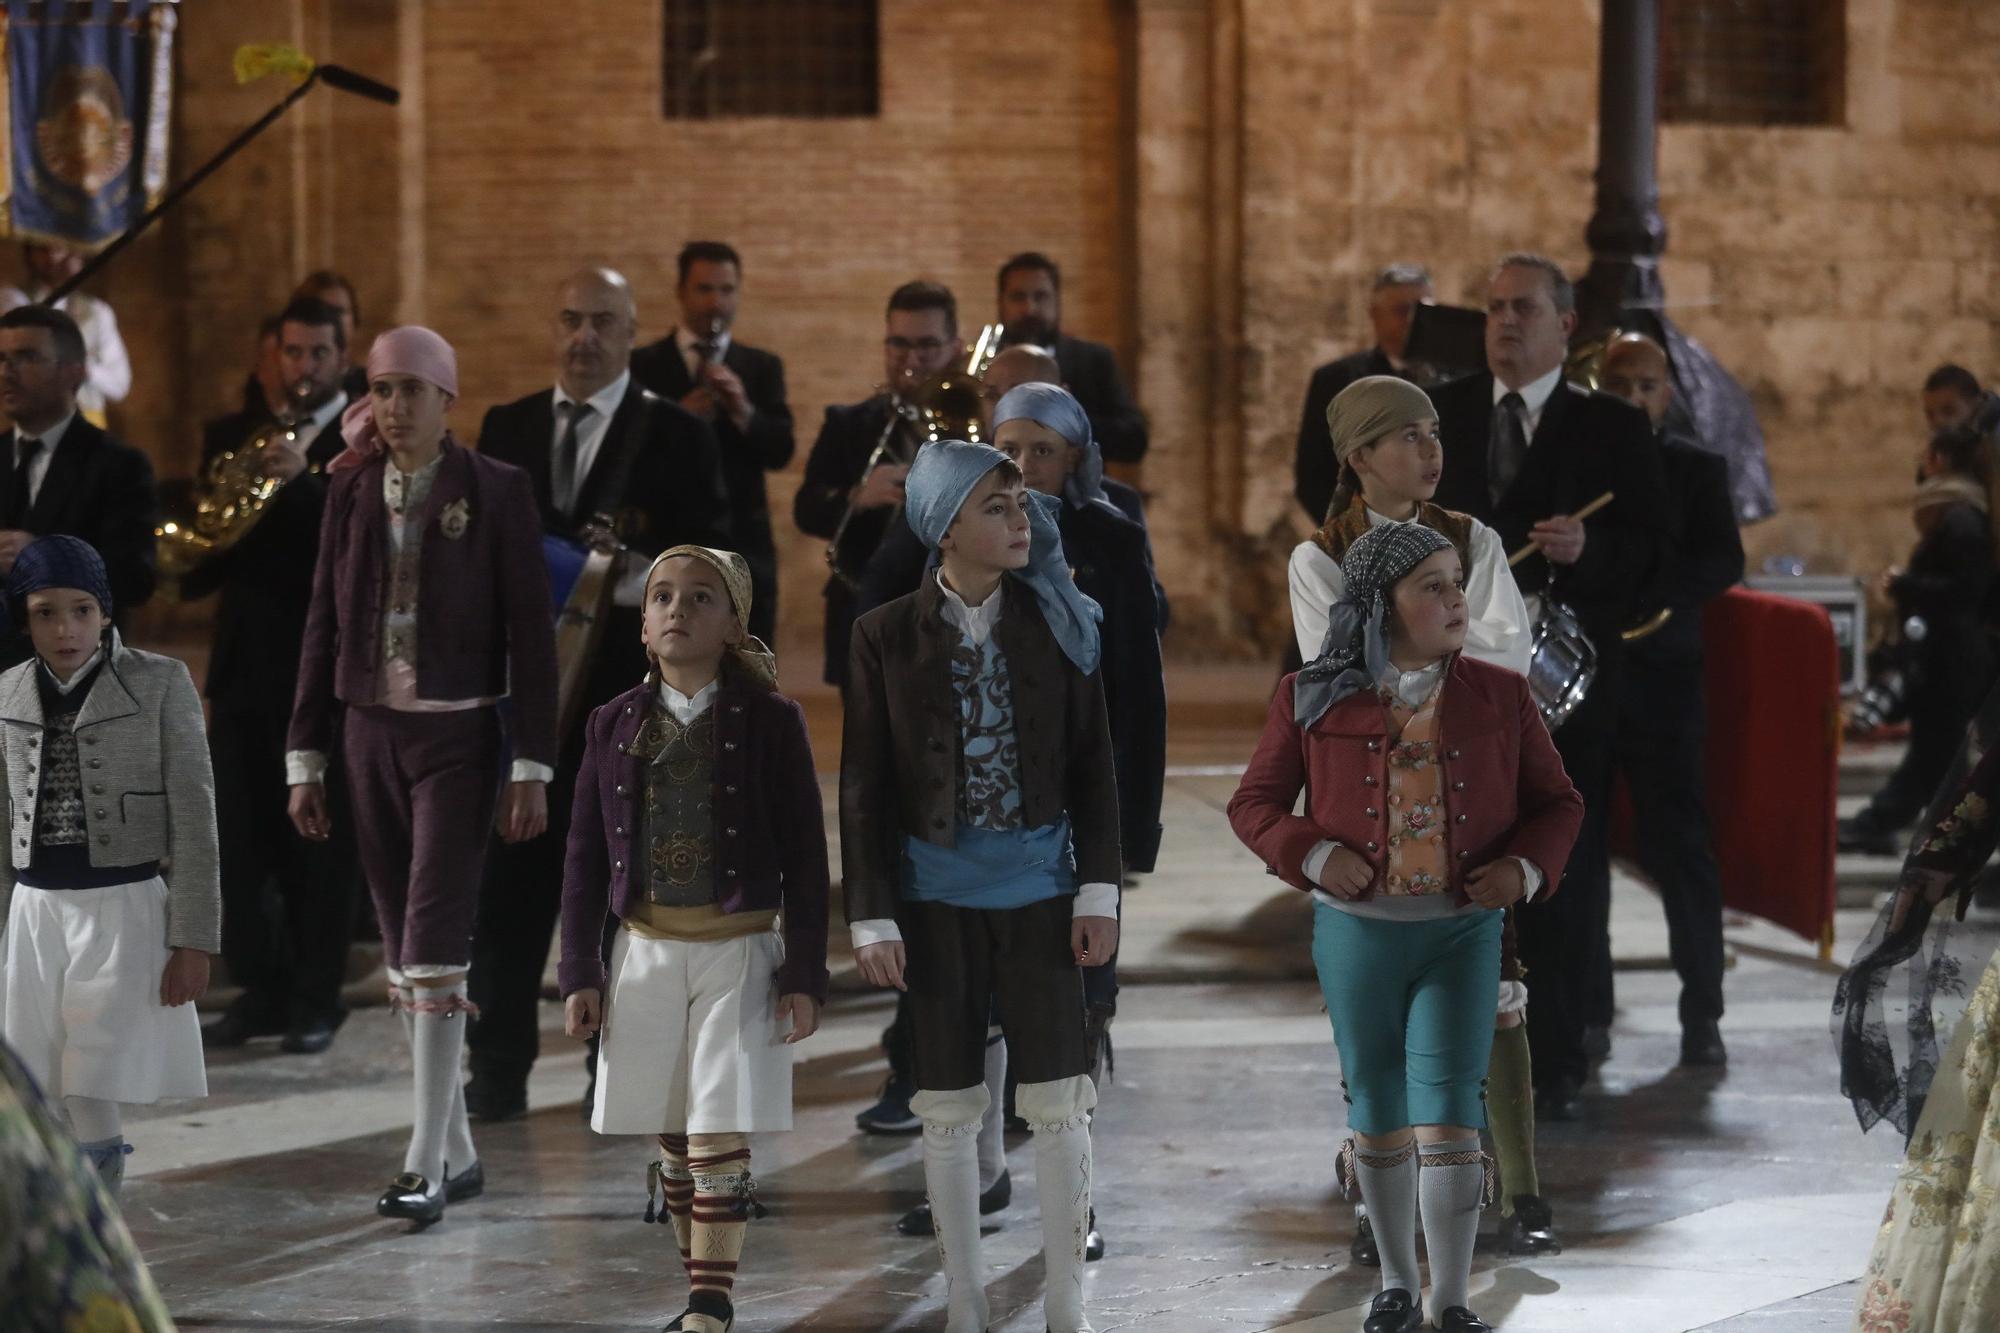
887, 279, 957, 335
677, 241, 742, 285
1930, 423, 1990, 477
278, 295, 347, 350
293, 269, 359, 323
1493, 252, 1575, 316
997, 251, 1061, 298
1924, 364, 1982, 399
0, 304, 85, 365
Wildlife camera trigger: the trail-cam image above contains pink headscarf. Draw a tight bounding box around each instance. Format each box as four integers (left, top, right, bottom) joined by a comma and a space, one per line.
330, 325, 461, 473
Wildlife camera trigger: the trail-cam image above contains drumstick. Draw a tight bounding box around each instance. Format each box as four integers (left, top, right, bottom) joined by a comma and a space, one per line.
1508, 490, 1615, 567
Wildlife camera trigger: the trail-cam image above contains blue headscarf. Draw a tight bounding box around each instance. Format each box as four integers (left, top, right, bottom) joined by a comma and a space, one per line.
1293, 521, 1453, 729
904, 439, 1104, 675
9, 534, 113, 625
990, 382, 1124, 520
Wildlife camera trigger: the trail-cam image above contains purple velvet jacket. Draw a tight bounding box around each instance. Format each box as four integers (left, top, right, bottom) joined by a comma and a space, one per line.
286, 440, 559, 769
557, 675, 831, 1003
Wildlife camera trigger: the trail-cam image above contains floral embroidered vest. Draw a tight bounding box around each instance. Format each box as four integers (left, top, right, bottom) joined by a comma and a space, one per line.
629, 705, 717, 907
1381, 684, 1451, 896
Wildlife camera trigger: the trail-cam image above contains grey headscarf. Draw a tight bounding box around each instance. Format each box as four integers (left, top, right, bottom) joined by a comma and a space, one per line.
904, 438, 1105, 675
1293, 521, 1454, 728
991, 381, 1124, 520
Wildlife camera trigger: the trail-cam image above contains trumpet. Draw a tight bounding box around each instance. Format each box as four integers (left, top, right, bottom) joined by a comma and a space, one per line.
825, 323, 1003, 590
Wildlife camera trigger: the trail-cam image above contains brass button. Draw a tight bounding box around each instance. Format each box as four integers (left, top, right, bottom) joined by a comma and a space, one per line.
730, 704, 743, 714
725, 784, 738, 795
1457, 850, 1469, 860
614, 859, 624, 870
616, 784, 626, 795
1363, 776, 1378, 788
614, 825, 624, 835
1447, 748, 1460, 760
90, 784, 102, 795
1367, 741, 1381, 752
1453, 781, 1466, 791
1365, 807, 1378, 818
94, 808, 106, 818
726, 868, 738, 877
624, 705, 634, 714
1455, 814, 1467, 824
724, 742, 737, 752
88, 759, 100, 769
726, 827, 738, 838
1366, 841, 1379, 852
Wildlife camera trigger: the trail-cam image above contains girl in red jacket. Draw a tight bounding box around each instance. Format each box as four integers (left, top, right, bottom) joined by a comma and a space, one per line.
1228, 522, 1582, 1333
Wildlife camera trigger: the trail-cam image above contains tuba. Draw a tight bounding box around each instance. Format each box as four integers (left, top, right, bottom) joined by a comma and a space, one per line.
825, 323, 1003, 590
156, 386, 321, 596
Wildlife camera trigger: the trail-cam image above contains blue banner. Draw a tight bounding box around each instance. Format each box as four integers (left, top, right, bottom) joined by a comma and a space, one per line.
2, 0, 175, 250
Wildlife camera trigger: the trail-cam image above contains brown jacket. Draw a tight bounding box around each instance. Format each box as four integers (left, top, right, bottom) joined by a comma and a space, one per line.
839, 576, 1121, 923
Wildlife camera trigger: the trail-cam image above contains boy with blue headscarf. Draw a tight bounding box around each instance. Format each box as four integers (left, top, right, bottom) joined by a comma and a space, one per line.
842, 439, 1120, 1333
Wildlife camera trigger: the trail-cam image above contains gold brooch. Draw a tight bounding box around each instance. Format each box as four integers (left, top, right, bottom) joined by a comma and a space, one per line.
439, 498, 471, 540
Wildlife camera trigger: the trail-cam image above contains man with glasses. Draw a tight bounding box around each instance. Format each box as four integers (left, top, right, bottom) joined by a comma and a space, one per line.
794, 279, 962, 690
0, 305, 156, 668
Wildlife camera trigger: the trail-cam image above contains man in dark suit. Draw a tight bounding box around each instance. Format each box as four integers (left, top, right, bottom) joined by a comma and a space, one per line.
463, 266, 732, 1119
1600, 332, 1743, 1068
629, 241, 794, 644
996, 252, 1148, 463
191, 297, 363, 1055
0, 305, 156, 668
795, 279, 962, 691
1293, 263, 1435, 523
1429, 254, 1671, 1119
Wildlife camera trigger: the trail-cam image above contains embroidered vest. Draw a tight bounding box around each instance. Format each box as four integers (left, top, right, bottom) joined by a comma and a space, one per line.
951, 634, 1024, 832
629, 705, 718, 907
1313, 494, 1475, 572
1381, 683, 1451, 897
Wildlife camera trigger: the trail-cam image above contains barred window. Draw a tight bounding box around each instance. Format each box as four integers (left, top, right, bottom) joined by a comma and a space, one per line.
662, 0, 879, 119
1661, 0, 1846, 127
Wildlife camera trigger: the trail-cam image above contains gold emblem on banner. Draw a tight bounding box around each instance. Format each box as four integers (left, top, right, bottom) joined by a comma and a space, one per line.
36, 66, 134, 194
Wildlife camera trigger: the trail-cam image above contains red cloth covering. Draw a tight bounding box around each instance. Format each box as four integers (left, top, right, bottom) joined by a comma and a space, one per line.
1615, 587, 1840, 945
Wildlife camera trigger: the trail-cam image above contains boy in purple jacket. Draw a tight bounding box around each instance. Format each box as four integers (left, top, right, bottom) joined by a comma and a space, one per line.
560, 545, 829, 1333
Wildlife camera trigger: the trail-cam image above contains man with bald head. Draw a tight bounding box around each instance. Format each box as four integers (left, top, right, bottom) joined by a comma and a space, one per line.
1600, 331, 1741, 1067
464, 264, 732, 1120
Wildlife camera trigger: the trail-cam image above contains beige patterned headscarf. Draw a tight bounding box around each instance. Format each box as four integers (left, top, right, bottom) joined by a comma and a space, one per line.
642, 545, 778, 688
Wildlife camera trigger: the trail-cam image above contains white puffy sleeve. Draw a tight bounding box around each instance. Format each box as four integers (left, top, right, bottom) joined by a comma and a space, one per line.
1287, 540, 1346, 663
1463, 519, 1533, 676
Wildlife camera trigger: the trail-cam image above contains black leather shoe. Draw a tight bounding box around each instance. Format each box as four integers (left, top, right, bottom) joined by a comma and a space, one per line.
894, 1169, 1012, 1235
1350, 1212, 1380, 1267
443, 1160, 484, 1203
375, 1172, 446, 1225
1838, 813, 1901, 857
1680, 1019, 1727, 1067
1504, 1193, 1562, 1255
464, 1075, 528, 1123
1362, 1288, 1424, 1333
663, 1288, 734, 1330
855, 1077, 922, 1135
1084, 1206, 1105, 1262
1582, 1024, 1612, 1062
1534, 1076, 1582, 1122
279, 1010, 345, 1055
202, 1007, 285, 1048
1436, 1307, 1495, 1331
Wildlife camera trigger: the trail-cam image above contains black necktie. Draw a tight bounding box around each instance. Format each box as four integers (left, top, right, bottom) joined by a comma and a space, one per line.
1488, 391, 1528, 506
553, 402, 593, 519
10, 436, 43, 526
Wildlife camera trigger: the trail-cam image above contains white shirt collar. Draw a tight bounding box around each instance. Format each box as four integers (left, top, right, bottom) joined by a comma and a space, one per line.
41, 646, 102, 696
16, 410, 76, 454
554, 368, 631, 420
1363, 504, 1425, 529
1493, 364, 1564, 424
1380, 657, 1447, 710
935, 568, 1004, 646
657, 676, 718, 725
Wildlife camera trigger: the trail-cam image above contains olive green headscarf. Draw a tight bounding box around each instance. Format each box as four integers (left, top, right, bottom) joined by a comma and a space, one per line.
1324, 375, 1440, 518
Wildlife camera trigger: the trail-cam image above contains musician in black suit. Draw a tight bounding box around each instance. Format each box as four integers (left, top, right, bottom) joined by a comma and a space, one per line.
1600, 332, 1743, 1069
1293, 263, 1435, 523
1429, 254, 1671, 1119
996, 252, 1148, 463
464, 266, 732, 1118
629, 241, 794, 643
0, 305, 156, 667
795, 279, 962, 690
190, 297, 363, 1055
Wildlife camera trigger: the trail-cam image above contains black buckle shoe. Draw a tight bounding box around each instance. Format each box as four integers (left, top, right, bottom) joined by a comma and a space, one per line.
1504, 1193, 1562, 1255
1362, 1288, 1424, 1333
1679, 1019, 1727, 1067
442, 1160, 485, 1203
1085, 1206, 1105, 1263
1350, 1211, 1380, 1267
1437, 1307, 1496, 1331
663, 1288, 734, 1331
894, 1169, 1013, 1235
376, 1172, 446, 1225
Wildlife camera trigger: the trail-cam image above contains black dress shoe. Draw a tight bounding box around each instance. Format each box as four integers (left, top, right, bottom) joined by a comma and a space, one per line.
1084, 1206, 1105, 1262
1680, 1019, 1727, 1067
279, 1010, 346, 1055
443, 1160, 485, 1203
464, 1075, 528, 1123
663, 1288, 734, 1331
1362, 1288, 1424, 1333
376, 1172, 446, 1225
1837, 813, 1902, 857
1534, 1076, 1582, 1122
1504, 1193, 1562, 1255
202, 1007, 285, 1048
1582, 1024, 1612, 1062
1436, 1307, 1495, 1331
894, 1170, 1012, 1235
1350, 1212, 1380, 1267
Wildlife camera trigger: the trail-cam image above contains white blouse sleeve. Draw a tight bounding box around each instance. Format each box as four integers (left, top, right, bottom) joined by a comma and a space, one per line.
1462, 519, 1534, 677
1287, 541, 1345, 664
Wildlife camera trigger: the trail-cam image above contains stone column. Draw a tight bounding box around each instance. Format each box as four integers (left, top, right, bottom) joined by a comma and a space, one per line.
1577, 0, 1667, 335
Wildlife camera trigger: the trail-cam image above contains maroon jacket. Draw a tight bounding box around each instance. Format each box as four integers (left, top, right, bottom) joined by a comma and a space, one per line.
287, 440, 559, 768
557, 676, 831, 1003
1229, 655, 1582, 902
